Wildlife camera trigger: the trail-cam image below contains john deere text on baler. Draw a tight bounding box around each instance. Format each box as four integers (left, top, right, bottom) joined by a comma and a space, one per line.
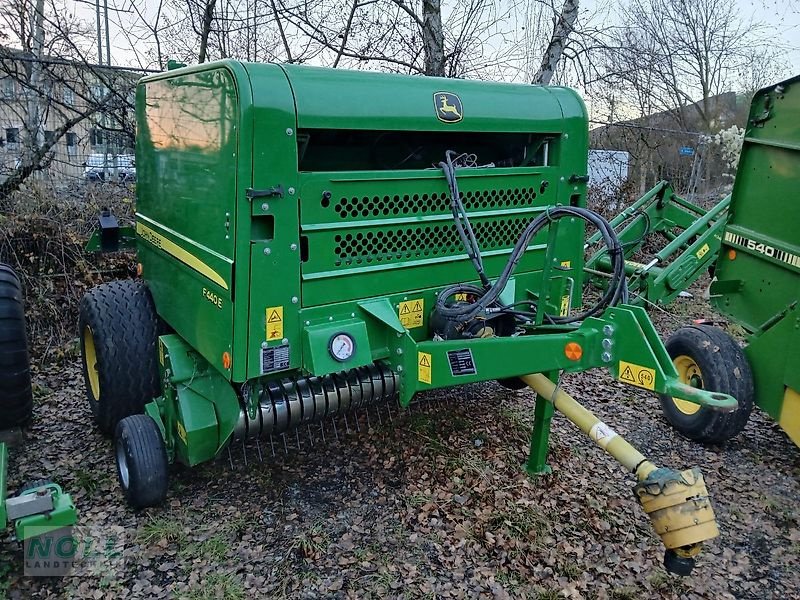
80, 62, 743, 574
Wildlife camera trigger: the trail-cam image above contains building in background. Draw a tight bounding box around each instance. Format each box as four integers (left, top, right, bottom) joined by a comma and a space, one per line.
0, 47, 139, 184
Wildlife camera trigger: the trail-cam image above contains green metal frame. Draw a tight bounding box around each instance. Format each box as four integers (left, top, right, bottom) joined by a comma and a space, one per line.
126, 60, 737, 475
585, 181, 729, 307
709, 74, 800, 446
0, 442, 77, 541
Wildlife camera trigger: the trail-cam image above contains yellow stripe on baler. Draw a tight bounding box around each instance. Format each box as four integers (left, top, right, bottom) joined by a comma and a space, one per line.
136, 222, 229, 290
779, 388, 800, 448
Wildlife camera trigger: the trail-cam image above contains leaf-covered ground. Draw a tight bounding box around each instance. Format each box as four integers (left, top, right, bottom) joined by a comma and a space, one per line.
2, 280, 799, 599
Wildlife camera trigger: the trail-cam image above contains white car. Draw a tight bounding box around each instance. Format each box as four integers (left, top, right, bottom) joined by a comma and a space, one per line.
83, 154, 136, 182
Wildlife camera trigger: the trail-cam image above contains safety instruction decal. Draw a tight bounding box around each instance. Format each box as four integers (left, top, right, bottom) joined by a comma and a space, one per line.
696, 243, 710, 259
418, 352, 432, 384
399, 299, 425, 329
617, 360, 656, 391
266, 306, 284, 340
559, 295, 570, 317
588, 421, 618, 449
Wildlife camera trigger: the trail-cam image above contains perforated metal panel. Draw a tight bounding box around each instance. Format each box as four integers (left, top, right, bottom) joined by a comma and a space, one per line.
332, 217, 533, 267
329, 186, 540, 219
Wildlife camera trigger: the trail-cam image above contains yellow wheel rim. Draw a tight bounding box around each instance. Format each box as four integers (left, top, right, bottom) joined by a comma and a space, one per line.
83, 326, 100, 401
672, 354, 703, 415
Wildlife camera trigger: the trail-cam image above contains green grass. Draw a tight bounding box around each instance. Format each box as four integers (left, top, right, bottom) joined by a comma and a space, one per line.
291, 522, 331, 558
136, 514, 187, 546
73, 468, 110, 495
178, 573, 245, 600
610, 586, 639, 600
179, 534, 230, 562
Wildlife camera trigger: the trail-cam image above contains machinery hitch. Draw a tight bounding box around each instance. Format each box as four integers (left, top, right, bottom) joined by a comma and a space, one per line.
521, 373, 719, 575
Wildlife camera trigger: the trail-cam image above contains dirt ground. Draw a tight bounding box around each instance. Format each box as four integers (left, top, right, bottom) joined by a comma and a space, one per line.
2, 279, 799, 600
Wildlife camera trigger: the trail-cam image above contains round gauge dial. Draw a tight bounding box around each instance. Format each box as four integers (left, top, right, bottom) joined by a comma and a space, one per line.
329, 333, 355, 362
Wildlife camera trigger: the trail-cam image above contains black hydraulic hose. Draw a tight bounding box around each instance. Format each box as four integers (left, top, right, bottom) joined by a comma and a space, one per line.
439, 150, 491, 289
437, 152, 628, 324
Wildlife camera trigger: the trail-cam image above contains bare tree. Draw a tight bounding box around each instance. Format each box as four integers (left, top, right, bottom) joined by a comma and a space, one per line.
533, 0, 578, 84
197, 0, 218, 63
0, 0, 140, 199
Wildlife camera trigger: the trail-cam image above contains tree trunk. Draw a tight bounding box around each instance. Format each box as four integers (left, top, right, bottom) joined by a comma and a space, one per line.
24, 0, 46, 171
198, 0, 217, 63
421, 0, 445, 76
533, 0, 579, 85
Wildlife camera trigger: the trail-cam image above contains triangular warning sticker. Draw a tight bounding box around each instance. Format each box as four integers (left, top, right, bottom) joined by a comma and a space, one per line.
400, 304, 411, 315
419, 355, 431, 367
268, 310, 282, 322
620, 366, 635, 383
412, 301, 422, 311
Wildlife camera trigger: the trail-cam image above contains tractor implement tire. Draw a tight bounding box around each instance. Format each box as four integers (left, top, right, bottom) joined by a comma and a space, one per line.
79, 280, 161, 435
659, 325, 754, 444
115, 415, 169, 509
0, 263, 33, 429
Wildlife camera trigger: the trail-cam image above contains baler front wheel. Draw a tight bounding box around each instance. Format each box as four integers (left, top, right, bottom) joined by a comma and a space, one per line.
115, 414, 169, 508
79, 280, 161, 435
659, 325, 753, 444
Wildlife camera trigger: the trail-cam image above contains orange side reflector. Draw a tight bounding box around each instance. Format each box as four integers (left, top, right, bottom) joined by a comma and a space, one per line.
222, 352, 232, 370
728, 249, 737, 260
136, 262, 143, 276
564, 342, 583, 361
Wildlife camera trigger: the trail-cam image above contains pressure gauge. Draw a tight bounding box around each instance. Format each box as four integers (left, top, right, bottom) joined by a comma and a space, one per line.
329, 333, 355, 362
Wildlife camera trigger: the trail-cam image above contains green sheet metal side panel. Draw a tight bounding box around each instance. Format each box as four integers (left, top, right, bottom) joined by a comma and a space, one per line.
243, 64, 302, 380
712, 75, 800, 332
136, 62, 246, 380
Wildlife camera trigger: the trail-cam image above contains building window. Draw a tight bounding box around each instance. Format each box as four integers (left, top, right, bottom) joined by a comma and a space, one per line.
90, 128, 104, 147
44, 130, 55, 145
90, 84, 106, 101
5, 128, 19, 149
66, 132, 77, 156
63, 87, 75, 106
1, 78, 14, 99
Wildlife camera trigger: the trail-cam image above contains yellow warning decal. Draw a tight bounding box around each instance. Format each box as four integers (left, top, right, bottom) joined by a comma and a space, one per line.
266, 306, 284, 341
454, 293, 468, 302
560, 295, 570, 316
158, 338, 165, 366
617, 360, 656, 391
696, 243, 710, 259
418, 352, 432, 384
624, 259, 647, 270
177, 421, 187, 443
560, 260, 571, 268
399, 298, 425, 329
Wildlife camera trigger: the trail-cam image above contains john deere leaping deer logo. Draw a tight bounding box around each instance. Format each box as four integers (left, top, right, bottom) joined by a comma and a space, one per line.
434, 92, 463, 123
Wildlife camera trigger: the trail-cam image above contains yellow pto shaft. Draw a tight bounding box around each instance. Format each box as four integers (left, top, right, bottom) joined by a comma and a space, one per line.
521, 373, 720, 575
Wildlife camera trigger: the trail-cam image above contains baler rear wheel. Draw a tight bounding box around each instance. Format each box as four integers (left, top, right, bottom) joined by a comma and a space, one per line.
0, 263, 33, 430
79, 280, 161, 435
659, 325, 754, 444
115, 414, 168, 508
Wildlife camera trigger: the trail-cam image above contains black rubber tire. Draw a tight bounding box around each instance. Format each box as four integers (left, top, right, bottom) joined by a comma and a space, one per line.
0, 263, 33, 429
496, 377, 528, 391
115, 414, 169, 509
659, 325, 754, 444
79, 280, 161, 435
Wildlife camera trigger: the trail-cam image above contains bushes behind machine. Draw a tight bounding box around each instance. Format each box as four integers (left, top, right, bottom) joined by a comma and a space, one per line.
0, 182, 135, 362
